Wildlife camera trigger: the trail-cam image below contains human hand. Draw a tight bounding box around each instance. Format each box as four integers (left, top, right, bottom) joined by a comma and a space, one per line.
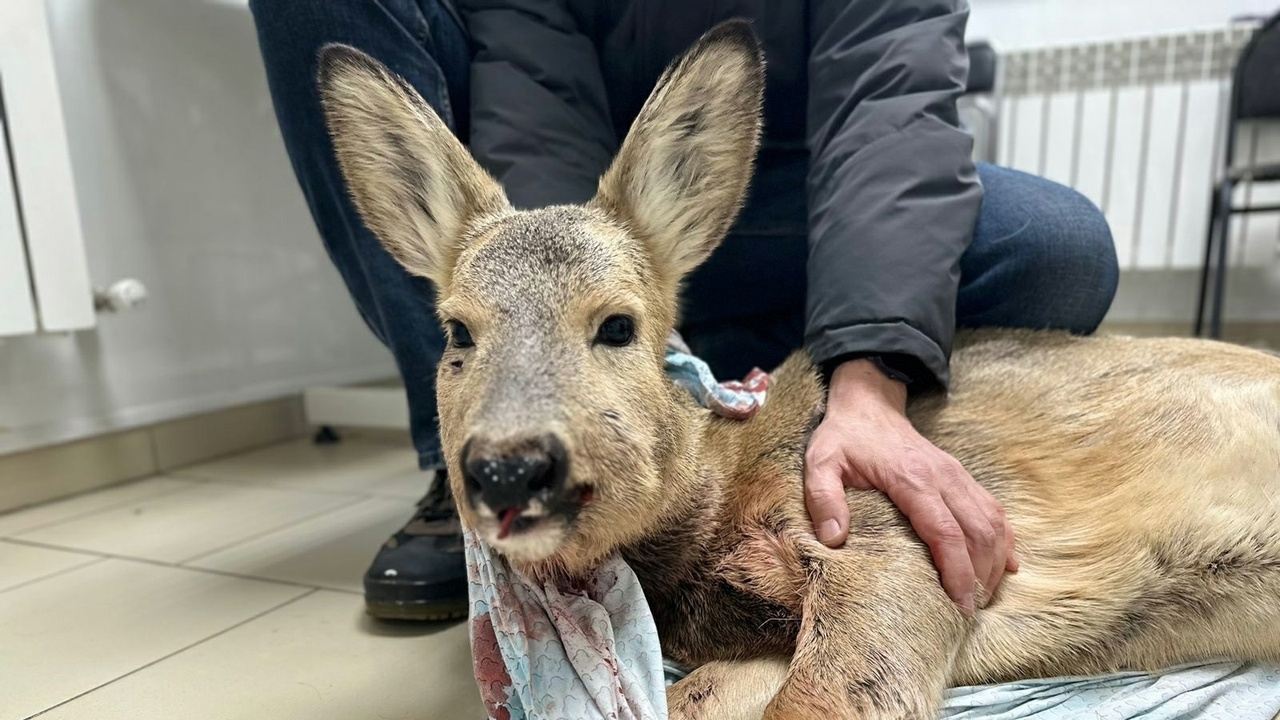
804, 359, 1018, 614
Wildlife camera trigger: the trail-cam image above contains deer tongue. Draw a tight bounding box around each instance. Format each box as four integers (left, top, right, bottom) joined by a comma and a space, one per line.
497, 507, 521, 539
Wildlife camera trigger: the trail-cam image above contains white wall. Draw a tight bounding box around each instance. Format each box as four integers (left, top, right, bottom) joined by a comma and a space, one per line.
968, 0, 1277, 50
0, 0, 394, 455
968, 0, 1280, 326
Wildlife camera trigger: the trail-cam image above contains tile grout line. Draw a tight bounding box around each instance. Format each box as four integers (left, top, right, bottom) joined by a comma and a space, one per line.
0, 480, 203, 538
1, 446, 420, 596
0, 537, 340, 594
0, 551, 107, 595
167, 451, 425, 486
159, 466, 429, 505
160, 469, 396, 500
176, 495, 379, 565
0, 537, 112, 559
23, 588, 321, 720
5, 474, 393, 566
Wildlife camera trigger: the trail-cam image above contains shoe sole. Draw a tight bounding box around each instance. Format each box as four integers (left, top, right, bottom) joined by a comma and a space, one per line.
365, 599, 469, 622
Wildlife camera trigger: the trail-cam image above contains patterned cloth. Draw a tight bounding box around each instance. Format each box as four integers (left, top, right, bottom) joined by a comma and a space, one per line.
466, 534, 667, 720
662, 330, 770, 420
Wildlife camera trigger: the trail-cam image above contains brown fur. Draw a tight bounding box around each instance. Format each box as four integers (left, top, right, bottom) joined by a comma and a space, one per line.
319, 22, 1280, 720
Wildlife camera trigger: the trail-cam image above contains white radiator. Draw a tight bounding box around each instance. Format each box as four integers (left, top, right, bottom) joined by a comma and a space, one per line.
995, 21, 1280, 271
0, 0, 96, 336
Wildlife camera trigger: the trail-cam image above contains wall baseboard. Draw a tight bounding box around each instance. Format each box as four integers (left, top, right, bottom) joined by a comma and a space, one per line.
0, 397, 306, 514
1100, 320, 1280, 349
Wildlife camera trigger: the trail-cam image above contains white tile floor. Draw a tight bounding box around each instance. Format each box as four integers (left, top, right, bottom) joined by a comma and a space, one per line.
0, 435, 485, 720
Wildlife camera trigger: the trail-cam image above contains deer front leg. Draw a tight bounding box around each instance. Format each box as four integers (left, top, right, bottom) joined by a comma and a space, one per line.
667, 658, 791, 720
765, 534, 970, 720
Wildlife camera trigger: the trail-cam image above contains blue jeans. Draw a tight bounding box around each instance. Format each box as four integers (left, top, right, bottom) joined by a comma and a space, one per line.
249, 0, 1119, 470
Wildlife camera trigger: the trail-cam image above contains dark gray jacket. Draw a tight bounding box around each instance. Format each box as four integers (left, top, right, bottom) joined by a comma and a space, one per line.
455, 0, 982, 389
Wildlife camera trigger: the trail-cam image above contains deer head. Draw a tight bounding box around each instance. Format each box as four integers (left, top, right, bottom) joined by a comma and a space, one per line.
319, 20, 765, 572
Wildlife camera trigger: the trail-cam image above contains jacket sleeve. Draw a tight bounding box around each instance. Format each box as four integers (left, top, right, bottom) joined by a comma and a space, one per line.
457, 0, 616, 209
804, 0, 983, 391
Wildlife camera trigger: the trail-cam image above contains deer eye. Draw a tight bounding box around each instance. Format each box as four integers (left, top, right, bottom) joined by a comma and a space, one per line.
596, 315, 635, 347
448, 320, 474, 349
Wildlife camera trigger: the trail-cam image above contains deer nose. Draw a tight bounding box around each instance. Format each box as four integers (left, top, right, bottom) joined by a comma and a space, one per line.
462, 434, 568, 513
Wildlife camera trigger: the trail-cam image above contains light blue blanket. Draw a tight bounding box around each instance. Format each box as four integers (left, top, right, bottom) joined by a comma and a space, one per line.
941, 661, 1280, 719
663, 660, 1280, 719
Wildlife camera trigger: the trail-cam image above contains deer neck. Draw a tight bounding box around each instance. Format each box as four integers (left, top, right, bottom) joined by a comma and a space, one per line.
620, 390, 731, 600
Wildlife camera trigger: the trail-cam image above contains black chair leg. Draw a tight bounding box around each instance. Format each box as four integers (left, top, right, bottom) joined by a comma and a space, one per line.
1194, 185, 1223, 337
1208, 181, 1235, 340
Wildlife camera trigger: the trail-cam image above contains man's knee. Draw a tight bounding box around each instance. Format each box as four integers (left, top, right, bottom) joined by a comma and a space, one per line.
964, 166, 1120, 334
1023, 184, 1119, 322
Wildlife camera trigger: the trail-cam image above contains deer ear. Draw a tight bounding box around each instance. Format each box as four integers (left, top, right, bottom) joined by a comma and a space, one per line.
318, 44, 508, 289
591, 20, 765, 283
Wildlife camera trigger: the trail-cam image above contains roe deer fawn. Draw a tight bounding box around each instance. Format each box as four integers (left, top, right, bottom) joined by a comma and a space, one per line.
317, 21, 1280, 720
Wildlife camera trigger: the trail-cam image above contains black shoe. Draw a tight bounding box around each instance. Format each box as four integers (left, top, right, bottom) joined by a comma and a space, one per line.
363, 471, 468, 621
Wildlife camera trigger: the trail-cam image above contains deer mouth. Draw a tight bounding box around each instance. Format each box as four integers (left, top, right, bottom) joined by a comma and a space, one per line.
488, 484, 595, 541
496, 507, 532, 539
